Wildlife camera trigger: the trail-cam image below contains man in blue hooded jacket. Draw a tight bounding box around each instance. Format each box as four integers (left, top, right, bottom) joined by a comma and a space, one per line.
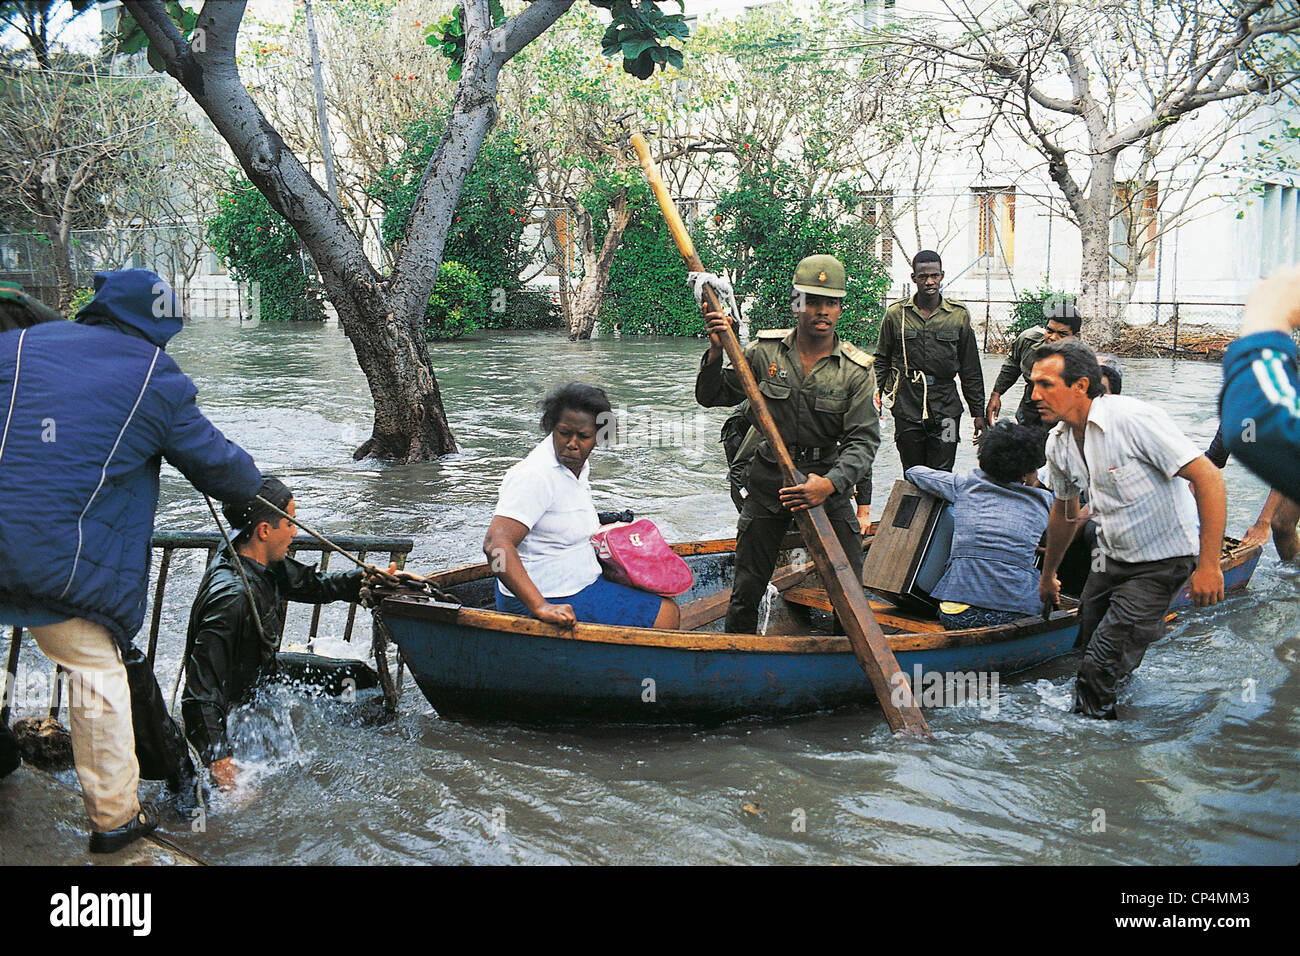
0, 269, 261, 853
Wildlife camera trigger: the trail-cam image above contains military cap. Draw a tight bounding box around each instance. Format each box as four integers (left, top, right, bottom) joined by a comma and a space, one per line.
0, 279, 63, 329
792, 255, 847, 299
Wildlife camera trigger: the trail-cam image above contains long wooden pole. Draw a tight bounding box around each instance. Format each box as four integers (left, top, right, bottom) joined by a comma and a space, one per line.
630, 133, 929, 738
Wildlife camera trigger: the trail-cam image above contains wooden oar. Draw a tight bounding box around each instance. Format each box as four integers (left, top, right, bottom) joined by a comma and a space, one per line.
630, 132, 930, 738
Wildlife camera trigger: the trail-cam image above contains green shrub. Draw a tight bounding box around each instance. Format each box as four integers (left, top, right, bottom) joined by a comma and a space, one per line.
1009, 279, 1075, 340
206, 172, 325, 322
596, 182, 701, 336
68, 287, 94, 317
425, 261, 485, 339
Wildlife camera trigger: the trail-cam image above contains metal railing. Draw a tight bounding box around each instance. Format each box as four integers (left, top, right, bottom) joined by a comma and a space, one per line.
3, 531, 414, 727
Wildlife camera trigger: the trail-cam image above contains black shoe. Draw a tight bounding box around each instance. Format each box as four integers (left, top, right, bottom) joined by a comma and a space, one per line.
88, 804, 157, 854
0, 723, 19, 779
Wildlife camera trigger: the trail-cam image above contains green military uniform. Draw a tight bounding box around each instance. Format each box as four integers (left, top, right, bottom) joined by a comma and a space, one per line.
0, 280, 63, 333
990, 326, 1047, 427
722, 401, 873, 513
696, 328, 879, 633
873, 294, 985, 471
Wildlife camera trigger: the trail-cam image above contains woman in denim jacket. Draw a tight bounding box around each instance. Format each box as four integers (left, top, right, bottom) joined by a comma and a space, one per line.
905, 421, 1053, 630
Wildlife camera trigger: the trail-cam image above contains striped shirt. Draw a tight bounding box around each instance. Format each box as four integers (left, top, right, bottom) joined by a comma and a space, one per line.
1045, 394, 1201, 562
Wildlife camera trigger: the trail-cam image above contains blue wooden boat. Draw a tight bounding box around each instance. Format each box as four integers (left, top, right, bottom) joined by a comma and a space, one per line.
379, 534, 1262, 723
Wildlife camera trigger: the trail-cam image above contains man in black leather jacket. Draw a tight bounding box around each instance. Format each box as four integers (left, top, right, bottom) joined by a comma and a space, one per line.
181, 478, 365, 791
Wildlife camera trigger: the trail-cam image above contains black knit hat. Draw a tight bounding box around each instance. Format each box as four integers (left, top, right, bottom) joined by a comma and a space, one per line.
223, 477, 293, 538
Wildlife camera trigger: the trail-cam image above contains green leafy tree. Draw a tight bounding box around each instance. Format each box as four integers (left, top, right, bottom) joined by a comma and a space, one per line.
369, 118, 537, 328
206, 172, 325, 323
499, 6, 707, 339
712, 165, 889, 345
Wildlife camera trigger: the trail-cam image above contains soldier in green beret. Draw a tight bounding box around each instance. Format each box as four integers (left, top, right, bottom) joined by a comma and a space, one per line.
874, 250, 987, 471
696, 254, 880, 633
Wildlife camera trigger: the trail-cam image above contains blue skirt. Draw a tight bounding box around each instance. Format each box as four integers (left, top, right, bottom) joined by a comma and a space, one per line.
496, 574, 663, 628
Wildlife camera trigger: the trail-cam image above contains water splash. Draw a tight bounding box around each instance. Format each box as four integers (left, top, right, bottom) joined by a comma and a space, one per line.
756, 582, 780, 635
1033, 678, 1074, 712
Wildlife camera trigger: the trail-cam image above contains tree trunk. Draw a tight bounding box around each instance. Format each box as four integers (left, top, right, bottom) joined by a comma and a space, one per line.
567, 192, 632, 341
39, 222, 75, 313
325, 272, 455, 460
1077, 152, 1120, 350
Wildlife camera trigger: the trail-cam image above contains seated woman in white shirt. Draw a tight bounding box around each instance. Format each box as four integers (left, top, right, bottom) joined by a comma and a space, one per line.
483, 383, 680, 629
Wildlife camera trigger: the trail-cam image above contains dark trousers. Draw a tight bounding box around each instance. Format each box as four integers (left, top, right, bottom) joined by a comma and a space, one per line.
1072, 554, 1196, 718
1014, 397, 1043, 428
725, 460, 863, 633
894, 417, 958, 472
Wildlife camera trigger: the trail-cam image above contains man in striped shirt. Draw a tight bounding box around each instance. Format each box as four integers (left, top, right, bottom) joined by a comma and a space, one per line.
1033, 340, 1226, 719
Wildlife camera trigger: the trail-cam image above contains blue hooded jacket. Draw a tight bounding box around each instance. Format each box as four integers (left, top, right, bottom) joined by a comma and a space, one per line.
0, 270, 262, 648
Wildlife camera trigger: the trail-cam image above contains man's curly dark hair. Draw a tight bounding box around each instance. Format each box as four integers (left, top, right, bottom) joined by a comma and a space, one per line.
539, 382, 613, 434
978, 420, 1048, 483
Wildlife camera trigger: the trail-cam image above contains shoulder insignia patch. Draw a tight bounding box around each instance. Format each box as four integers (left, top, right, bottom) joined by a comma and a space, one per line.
840, 341, 873, 369
757, 328, 791, 339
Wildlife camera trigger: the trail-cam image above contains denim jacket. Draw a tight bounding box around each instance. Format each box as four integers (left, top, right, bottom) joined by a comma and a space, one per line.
904, 466, 1052, 615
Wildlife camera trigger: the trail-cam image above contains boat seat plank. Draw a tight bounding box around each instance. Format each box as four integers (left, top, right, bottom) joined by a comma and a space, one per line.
781, 587, 946, 633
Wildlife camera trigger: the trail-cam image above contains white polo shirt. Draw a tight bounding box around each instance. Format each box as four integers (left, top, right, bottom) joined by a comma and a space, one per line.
494, 434, 602, 598
1045, 394, 1202, 563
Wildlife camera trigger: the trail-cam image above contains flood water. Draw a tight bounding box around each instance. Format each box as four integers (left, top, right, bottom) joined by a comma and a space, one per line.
31, 316, 1300, 863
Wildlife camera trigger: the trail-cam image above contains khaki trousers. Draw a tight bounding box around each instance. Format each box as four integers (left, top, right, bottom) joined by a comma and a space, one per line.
28, 618, 140, 831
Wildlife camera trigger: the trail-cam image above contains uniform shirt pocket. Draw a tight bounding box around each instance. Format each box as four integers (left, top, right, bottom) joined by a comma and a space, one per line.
758, 380, 792, 401
815, 394, 847, 413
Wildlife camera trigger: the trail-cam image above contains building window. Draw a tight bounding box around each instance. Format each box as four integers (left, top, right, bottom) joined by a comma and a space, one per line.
1259, 183, 1299, 277
861, 0, 896, 28
862, 191, 894, 268
1111, 181, 1158, 273
973, 187, 1015, 273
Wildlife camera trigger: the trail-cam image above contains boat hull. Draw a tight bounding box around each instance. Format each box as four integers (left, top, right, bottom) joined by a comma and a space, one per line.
380, 537, 1261, 723
383, 606, 1078, 722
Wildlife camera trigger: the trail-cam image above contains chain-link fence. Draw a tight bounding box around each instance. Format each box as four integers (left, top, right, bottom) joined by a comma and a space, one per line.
0, 224, 225, 309
967, 297, 1249, 359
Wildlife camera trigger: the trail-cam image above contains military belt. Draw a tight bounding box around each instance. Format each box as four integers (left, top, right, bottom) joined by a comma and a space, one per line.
786, 444, 836, 461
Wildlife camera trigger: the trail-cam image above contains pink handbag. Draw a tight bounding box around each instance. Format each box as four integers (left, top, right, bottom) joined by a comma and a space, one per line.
591, 519, 694, 596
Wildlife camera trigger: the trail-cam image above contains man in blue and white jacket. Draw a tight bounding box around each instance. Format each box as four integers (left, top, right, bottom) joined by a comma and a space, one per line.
0, 269, 261, 853
1221, 266, 1300, 507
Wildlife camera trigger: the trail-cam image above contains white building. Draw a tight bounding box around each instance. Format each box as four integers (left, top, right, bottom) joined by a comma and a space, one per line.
686, 0, 1299, 330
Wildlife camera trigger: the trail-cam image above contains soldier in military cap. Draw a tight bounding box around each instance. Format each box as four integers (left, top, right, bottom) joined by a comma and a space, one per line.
986, 299, 1081, 427
696, 254, 880, 633
874, 250, 986, 471
0, 279, 63, 332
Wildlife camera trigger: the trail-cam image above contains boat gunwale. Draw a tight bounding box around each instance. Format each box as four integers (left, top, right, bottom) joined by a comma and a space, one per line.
384, 535, 1260, 654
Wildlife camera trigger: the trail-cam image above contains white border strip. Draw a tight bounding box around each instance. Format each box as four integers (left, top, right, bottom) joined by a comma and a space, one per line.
0, 328, 26, 467
59, 347, 161, 600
